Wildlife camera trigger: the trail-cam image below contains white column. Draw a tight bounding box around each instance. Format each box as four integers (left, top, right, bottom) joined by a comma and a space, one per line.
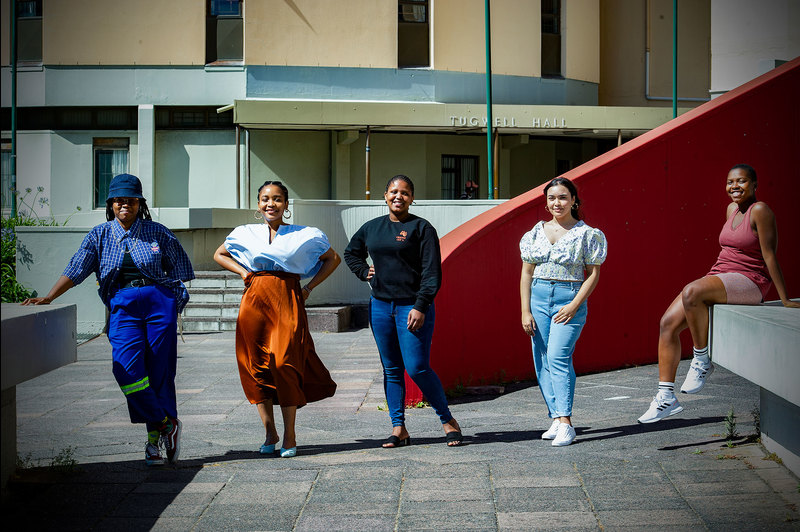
137, 105, 155, 203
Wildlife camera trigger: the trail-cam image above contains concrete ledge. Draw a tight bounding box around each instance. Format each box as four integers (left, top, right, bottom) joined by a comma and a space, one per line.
306, 306, 352, 332
1, 303, 77, 489
1, 304, 78, 391
710, 302, 800, 406
710, 301, 800, 476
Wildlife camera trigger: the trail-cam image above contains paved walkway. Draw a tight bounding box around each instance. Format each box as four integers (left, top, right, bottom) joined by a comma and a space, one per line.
4, 329, 799, 531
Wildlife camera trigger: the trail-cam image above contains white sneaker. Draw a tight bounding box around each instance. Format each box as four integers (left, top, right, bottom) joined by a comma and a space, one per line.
680, 358, 714, 394
551, 423, 576, 446
637, 395, 684, 423
541, 419, 560, 440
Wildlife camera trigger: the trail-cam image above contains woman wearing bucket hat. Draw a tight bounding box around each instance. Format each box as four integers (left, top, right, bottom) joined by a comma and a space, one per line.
22, 173, 195, 467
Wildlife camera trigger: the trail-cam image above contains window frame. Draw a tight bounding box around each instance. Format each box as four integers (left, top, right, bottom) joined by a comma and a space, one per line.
93, 138, 130, 210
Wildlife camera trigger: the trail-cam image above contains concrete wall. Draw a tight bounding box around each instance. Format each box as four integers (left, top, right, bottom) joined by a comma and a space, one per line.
248, 130, 332, 205
155, 130, 238, 208
599, 0, 710, 106
710, 0, 800, 97
16, 201, 503, 334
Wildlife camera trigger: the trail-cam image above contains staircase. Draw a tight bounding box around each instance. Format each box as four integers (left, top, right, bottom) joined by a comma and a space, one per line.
183, 271, 358, 332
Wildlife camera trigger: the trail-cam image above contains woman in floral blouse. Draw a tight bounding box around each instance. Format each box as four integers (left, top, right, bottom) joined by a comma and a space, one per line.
519, 177, 607, 447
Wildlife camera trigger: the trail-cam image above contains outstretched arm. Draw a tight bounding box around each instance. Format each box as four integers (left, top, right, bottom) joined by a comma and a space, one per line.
21, 275, 75, 305
752, 203, 799, 308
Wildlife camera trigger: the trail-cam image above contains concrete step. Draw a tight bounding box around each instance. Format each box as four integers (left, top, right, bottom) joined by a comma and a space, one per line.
184, 272, 366, 332
181, 306, 354, 333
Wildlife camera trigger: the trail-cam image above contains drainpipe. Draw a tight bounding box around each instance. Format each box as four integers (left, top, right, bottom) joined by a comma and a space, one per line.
484, 0, 494, 199
10, 0, 18, 217
672, 0, 677, 118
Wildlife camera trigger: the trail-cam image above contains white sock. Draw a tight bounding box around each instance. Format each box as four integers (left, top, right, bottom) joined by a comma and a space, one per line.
657, 382, 675, 400
693, 346, 710, 364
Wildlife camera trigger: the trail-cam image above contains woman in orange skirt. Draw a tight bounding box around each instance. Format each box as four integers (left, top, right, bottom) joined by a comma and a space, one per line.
214, 181, 340, 457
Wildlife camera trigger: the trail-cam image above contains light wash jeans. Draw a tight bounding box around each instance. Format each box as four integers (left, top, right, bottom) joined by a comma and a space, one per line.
529, 279, 588, 418
369, 297, 452, 427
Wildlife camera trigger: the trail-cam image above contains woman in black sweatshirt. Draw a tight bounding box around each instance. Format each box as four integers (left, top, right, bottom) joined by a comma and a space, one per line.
345, 175, 463, 447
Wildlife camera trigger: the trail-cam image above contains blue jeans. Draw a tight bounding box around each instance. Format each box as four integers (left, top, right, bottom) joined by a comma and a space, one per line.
369, 297, 452, 427
530, 279, 588, 418
108, 284, 178, 430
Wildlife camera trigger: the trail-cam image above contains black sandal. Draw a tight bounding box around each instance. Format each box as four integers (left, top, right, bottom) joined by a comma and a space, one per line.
445, 431, 463, 447
383, 435, 411, 448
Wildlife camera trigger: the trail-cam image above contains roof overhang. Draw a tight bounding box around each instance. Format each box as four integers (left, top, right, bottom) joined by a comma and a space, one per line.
226, 99, 689, 138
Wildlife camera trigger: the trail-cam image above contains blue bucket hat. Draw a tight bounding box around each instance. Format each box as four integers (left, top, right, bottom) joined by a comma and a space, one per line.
107, 174, 145, 201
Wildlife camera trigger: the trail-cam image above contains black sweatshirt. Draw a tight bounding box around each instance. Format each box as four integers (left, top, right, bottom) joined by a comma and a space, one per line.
344, 214, 442, 313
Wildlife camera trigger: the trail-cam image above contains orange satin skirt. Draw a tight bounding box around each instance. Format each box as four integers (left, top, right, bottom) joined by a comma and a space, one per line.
235, 271, 336, 407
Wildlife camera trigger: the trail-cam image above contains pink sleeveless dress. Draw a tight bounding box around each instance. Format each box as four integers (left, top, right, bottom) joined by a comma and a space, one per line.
707, 203, 771, 300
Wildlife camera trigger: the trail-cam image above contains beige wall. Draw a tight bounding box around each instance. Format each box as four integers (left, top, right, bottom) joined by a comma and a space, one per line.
245, 0, 396, 67
565, 0, 600, 83
599, 0, 710, 106
434, 0, 539, 76
44, 0, 205, 65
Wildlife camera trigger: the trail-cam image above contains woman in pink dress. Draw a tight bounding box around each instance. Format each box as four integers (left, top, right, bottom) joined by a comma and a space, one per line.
638, 164, 799, 423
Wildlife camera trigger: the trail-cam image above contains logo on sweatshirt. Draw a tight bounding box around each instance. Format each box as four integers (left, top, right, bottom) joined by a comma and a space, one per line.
396, 230, 407, 242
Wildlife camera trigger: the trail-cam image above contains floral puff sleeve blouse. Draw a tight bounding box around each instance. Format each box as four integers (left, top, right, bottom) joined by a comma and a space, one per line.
519, 220, 607, 281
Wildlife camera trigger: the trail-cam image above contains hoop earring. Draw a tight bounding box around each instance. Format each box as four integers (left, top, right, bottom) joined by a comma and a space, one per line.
283, 209, 292, 220
254, 209, 263, 220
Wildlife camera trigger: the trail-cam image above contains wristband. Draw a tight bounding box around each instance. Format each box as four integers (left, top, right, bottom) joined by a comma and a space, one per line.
302, 284, 313, 293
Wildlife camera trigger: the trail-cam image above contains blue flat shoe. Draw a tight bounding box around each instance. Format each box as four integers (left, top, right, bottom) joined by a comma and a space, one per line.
259, 443, 276, 455
279, 447, 297, 458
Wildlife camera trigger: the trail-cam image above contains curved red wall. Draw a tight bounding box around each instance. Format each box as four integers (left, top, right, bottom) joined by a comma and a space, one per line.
406, 58, 800, 403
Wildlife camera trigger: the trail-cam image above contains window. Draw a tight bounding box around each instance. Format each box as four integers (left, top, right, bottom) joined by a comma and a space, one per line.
441, 155, 479, 199
206, 0, 243, 64
155, 107, 234, 129
94, 139, 129, 208
16, 0, 43, 64
541, 0, 561, 78
1, 142, 12, 211
398, 0, 430, 68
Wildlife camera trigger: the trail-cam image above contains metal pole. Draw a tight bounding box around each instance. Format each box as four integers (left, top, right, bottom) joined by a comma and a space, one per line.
484, 0, 494, 199
365, 126, 371, 200
11, 0, 18, 217
672, 0, 677, 119
492, 129, 499, 198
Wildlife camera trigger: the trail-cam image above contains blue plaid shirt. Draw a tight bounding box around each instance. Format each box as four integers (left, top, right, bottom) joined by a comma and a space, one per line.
63, 218, 195, 312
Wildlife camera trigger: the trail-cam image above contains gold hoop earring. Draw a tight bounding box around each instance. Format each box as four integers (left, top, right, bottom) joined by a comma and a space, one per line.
283, 209, 292, 220
254, 209, 263, 220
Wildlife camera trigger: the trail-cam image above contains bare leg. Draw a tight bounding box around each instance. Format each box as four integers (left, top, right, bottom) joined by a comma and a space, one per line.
682, 276, 727, 349
256, 401, 280, 446
280, 406, 297, 449
559, 416, 571, 425
658, 294, 689, 383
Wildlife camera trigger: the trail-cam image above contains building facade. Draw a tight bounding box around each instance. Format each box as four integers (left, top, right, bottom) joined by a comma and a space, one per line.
2, 0, 721, 222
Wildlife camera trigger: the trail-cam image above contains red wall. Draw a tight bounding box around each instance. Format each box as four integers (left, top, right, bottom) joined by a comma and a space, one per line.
405, 58, 800, 403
